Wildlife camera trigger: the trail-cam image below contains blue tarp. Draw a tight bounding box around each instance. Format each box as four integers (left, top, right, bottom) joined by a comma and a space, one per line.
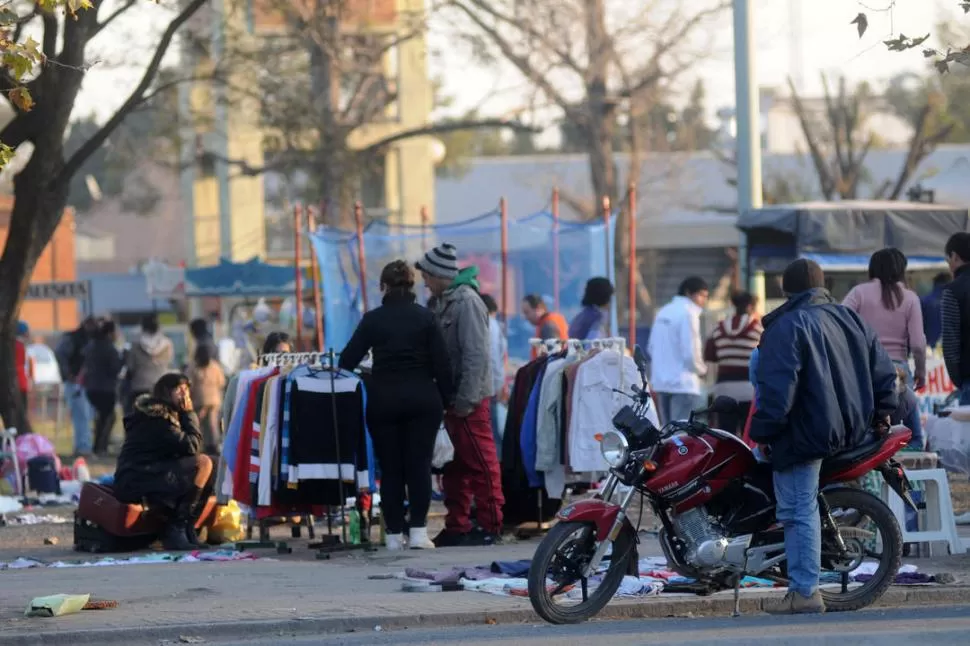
184, 257, 299, 297
800, 253, 947, 272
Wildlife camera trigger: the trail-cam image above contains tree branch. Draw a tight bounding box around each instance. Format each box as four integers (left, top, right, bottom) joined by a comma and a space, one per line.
787, 76, 835, 199
41, 11, 57, 61
448, 0, 573, 112
358, 118, 538, 155
92, 0, 137, 38
59, 0, 208, 183
887, 103, 956, 199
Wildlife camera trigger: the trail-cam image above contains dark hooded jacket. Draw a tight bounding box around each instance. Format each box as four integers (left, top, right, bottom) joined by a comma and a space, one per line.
749, 288, 898, 471
113, 395, 203, 504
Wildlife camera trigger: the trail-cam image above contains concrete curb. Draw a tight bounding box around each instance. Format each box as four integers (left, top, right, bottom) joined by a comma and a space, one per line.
5, 585, 970, 645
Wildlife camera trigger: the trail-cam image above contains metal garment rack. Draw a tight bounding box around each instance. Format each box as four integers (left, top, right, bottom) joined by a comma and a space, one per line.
249, 349, 375, 556
523, 337, 629, 534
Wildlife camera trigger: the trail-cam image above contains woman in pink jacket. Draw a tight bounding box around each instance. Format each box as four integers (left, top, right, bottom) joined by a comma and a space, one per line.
843, 248, 926, 449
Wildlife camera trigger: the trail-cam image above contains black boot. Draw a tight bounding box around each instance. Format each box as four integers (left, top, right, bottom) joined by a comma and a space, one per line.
185, 523, 207, 548
160, 521, 194, 551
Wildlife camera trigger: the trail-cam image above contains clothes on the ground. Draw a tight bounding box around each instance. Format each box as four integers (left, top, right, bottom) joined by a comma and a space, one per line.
64, 382, 92, 456
648, 296, 708, 396
704, 313, 763, 403
443, 400, 504, 534
431, 267, 493, 416
656, 392, 705, 425
749, 288, 898, 471
942, 264, 970, 388
126, 332, 175, 394
488, 316, 507, 396
568, 306, 606, 341
922, 284, 946, 348
114, 396, 203, 509
773, 458, 823, 597
338, 290, 453, 534
843, 279, 926, 379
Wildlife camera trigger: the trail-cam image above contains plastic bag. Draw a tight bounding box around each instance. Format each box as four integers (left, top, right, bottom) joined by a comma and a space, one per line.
208, 500, 245, 544
431, 426, 454, 469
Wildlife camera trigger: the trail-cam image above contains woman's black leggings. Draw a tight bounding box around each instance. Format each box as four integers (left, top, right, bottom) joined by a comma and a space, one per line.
367, 380, 443, 535
87, 391, 117, 455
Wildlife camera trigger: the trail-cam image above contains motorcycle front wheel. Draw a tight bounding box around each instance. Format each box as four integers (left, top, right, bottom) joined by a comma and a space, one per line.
818, 487, 903, 612
527, 520, 634, 625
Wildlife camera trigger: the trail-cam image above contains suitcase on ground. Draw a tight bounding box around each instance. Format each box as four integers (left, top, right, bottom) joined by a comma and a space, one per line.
76, 482, 161, 537
27, 456, 60, 494
73, 514, 157, 553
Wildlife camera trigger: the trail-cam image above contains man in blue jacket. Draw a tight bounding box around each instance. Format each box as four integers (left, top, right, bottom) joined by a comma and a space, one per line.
751, 259, 897, 615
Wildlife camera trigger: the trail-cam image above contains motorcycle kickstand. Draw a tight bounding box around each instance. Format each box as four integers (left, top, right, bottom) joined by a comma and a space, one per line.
732, 557, 749, 618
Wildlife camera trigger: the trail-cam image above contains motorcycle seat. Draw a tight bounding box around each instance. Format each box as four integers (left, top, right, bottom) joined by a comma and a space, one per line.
820, 432, 884, 477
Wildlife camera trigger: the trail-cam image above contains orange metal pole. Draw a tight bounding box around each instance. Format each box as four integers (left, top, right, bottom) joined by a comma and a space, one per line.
308, 207, 325, 351
500, 197, 509, 341
628, 183, 637, 347
552, 188, 560, 312
294, 203, 304, 349
355, 201, 369, 312
420, 205, 429, 252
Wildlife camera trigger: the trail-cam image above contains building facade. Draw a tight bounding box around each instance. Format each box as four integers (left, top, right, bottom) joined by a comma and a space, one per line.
178, 0, 436, 267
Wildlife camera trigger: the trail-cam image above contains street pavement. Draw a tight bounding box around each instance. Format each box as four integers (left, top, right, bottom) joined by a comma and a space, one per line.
214, 605, 970, 646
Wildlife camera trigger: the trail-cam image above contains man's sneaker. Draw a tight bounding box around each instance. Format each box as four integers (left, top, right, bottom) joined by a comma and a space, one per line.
462, 527, 503, 546
763, 590, 825, 615
432, 529, 466, 548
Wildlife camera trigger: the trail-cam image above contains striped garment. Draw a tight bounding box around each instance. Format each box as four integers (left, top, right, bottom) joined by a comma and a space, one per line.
941, 288, 963, 387
704, 314, 764, 383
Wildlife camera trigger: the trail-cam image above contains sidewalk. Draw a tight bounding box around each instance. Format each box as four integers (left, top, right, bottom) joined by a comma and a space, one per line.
2, 534, 969, 645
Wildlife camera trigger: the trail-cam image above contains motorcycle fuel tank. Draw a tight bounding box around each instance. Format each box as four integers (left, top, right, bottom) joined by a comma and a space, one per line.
645, 429, 756, 513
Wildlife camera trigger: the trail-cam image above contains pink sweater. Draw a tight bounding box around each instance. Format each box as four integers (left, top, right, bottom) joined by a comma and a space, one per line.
842, 279, 926, 378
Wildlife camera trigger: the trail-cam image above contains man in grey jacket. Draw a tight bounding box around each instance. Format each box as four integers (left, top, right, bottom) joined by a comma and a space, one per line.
418, 242, 504, 547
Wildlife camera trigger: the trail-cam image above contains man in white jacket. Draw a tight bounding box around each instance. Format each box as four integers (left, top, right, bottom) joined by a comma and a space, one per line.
648, 277, 710, 424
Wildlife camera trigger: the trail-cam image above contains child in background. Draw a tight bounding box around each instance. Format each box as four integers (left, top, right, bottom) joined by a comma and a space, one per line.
189, 344, 226, 455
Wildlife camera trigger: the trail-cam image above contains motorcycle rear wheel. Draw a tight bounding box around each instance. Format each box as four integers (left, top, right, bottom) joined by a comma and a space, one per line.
527, 520, 634, 625
818, 487, 902, 612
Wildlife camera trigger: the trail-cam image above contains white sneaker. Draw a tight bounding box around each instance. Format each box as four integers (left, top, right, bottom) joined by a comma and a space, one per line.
408, 527, 435, 550
385, 533, 405, 551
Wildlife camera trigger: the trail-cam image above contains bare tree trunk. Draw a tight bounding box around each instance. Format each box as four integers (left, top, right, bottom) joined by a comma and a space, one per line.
0, 152, 71, 435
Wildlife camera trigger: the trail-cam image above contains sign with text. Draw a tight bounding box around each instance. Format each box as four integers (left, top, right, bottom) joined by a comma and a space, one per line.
917, 356, 955, 415
25, 280, 91, 301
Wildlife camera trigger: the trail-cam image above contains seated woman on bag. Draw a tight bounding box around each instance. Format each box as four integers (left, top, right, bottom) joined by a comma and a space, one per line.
338, 260, 454, 551
114, 373, 213, 551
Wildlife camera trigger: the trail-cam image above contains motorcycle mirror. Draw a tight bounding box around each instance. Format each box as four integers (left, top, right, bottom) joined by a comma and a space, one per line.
632, 345, 648, 381
710, 395, 740, 416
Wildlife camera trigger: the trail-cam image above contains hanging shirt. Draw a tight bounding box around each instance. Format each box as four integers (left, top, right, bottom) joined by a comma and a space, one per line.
258, 376, 282, 506
221, 367, 275, 499
569, 350, 654, 473
535, 354, 576, 472
519, 358, 551, 487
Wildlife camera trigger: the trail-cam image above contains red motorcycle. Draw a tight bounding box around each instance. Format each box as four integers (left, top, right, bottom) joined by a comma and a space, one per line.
528, 347, 915, 625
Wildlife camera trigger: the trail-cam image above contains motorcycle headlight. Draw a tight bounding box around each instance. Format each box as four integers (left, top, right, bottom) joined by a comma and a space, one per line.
600, 430, 630, 468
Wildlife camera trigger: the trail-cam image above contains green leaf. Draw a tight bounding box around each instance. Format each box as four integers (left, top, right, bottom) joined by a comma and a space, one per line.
850, 13, 868, 38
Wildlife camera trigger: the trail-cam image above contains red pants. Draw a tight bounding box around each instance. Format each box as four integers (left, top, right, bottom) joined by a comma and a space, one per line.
443, 399, 505, 533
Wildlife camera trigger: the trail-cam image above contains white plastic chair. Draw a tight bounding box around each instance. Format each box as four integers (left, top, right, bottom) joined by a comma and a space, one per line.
881, 468, 966, 556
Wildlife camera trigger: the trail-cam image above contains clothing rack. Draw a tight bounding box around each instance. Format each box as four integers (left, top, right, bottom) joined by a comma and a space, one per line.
246, 349, 375, 556
528, 337, 628, 389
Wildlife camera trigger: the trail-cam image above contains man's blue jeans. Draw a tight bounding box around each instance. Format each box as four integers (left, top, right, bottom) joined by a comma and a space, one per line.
64, 382, 92, 455
773, 459, 823, 598
656, 392, 705, 425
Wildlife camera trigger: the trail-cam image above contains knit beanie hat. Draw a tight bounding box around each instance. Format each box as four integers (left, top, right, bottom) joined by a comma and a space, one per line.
416, 243, 459, 281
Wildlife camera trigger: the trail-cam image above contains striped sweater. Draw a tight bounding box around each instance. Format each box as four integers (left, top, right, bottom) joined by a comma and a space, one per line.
704, 314, 764, 383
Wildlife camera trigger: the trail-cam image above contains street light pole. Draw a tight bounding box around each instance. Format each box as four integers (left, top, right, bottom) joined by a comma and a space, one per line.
733, 0, 763, 291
